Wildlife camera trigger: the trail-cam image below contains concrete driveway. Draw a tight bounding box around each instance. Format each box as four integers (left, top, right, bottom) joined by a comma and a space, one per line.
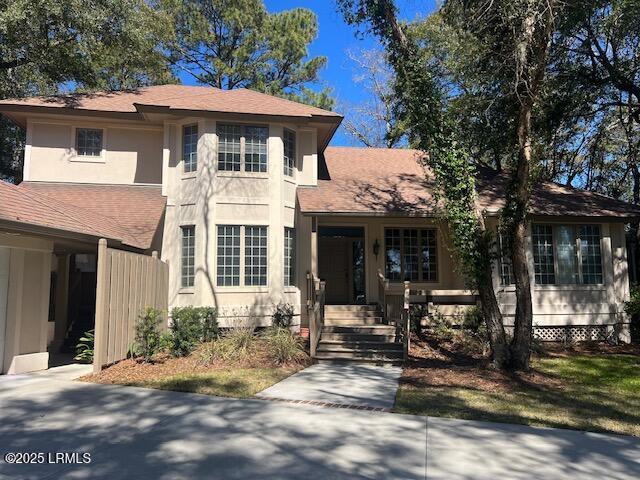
1, 373, 639, 480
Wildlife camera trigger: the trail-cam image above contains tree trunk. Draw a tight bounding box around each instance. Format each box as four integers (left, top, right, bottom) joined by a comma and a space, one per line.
509, 104, 535, 370
478, 258, 510, 368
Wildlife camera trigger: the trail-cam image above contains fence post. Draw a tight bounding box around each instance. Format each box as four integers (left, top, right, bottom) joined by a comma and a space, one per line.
93, 239, 109, 373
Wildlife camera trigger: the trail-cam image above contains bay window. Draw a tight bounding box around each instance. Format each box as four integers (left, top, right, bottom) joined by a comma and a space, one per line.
217, 124, 268, 172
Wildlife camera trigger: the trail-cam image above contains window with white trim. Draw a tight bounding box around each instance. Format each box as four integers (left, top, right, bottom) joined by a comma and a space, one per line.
182, 124, 198, 173
384, 228, 438, 282
181, 226, 195, 288
245, 226, 268, 286
217, 124, 268, 172
532, 224, 603, 285
216, 225, 268, 287
217, 225, 240, 286
284, 227, 295, 287
283, 129, 296, 176
76, 128, 103, 156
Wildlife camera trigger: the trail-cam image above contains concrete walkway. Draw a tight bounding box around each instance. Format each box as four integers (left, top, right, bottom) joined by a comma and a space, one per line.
1, 373, 639, 479
255, 363, 402, 410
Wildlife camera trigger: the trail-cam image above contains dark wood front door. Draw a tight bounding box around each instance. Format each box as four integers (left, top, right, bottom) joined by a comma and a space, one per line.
319, 237, 350, 304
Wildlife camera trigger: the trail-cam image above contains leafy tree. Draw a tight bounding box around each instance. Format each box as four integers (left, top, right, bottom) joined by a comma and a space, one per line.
0, 0, 174, 181
339, 0, 511, 369
161, 0, 333, 109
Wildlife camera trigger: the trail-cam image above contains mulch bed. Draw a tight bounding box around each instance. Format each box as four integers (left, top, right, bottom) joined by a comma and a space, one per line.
81, 339, 310, 386
402, 333, 636, 394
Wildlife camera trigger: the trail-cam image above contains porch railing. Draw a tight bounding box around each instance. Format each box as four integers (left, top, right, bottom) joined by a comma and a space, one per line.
307, 272, 326, 357
377, 269, 411, 360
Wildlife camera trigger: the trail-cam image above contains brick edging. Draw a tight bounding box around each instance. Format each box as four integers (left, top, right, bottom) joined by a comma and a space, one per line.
255, 395, 391, 413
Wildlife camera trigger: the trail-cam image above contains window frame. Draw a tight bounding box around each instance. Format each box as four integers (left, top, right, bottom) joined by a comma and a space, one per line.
532, 223, 604, 286
283, 128, 296, 177
217, 123, 269, 174
284, 227, 296, 287
215, 224, 269, 288
182, 123, 199, 174
384, 227, 439, 283
180, 225, 196, 289
73, 127, 105, 160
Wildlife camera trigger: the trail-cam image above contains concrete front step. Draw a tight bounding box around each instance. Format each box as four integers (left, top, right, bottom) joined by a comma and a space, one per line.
318, 340, 403, 351
316, 348, 403, 359
324, 317, 383, 326
322, 325, 397, 334
319, 332, 398, 342
315, 357, 403, 366
324, 311, 382, 319
324, 304, 379, 313
314, 351, 403, 363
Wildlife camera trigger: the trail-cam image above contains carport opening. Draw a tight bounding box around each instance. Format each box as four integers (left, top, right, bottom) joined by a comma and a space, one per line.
48, 253, 97, 367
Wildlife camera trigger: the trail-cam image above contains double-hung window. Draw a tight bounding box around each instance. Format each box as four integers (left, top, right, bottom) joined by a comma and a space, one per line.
384, 228, 438, 282
217, 124, 268, 172
283, 129, 296, 177
532, 224, 603, 285
497, 233, 514, 285
182, 124, 198, 173
217, 225, 268, 287
284, 227, 295, 287
181, 226, 196, 288
76, 128, 103, 157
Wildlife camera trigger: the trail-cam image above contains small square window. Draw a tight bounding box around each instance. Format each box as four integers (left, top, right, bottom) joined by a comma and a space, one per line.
76, 128, 103, 156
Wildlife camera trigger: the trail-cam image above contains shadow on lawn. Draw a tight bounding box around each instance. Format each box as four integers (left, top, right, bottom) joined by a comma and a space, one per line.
399, 338, 640, 437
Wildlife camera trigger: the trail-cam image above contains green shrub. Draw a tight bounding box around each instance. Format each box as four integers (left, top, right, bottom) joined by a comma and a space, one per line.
263, 327, 307, 365
158, 332, 173, 352
409, 304, 428, 334
135, 307, 163, 362
272, 303, 295, 328
169, 306, 219, 357
74, 329, 95, 363
200, 307, 219, 342
625, 284, 640, 342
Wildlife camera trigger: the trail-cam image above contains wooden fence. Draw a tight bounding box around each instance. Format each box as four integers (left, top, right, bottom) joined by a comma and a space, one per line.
93, 239, 169, 373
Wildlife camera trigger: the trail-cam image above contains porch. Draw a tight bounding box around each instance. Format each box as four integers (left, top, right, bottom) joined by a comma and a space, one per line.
303, 216, 477, 363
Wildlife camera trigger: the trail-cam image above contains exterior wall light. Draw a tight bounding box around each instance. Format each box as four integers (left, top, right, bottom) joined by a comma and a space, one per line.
373, 239, 380, 258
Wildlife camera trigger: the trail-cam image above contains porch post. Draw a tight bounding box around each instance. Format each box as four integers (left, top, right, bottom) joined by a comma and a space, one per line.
310, 216, 318, 277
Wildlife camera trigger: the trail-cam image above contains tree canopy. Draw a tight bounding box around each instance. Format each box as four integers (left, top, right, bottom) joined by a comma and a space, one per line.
160, 0, 334, 109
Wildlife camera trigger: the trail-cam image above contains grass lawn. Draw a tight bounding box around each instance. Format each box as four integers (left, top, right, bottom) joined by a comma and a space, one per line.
130, 367, 298, 398
395, 337, 640, 437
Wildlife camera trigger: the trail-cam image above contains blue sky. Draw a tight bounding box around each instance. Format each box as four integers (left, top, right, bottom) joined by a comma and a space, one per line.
178, 1, 437, 146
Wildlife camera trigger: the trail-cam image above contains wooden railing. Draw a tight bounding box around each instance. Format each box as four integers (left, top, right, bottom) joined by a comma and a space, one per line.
307, 272, 326, 357
377, 269, 411, 360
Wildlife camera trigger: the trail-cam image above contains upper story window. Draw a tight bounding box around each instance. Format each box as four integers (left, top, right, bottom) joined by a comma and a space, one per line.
217, 124, 268, 173
283, 129, 296, 177
385, 228, 438, 282
76, 128, 103, 156
532, 224, 603, 285
182, 124, 198, 173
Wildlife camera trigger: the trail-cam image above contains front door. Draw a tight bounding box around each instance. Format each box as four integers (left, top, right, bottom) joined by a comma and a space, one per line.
318, 226, 366, 304
319, 237, 350, 304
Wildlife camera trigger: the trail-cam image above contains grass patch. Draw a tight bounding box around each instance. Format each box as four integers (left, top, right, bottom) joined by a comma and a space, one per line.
395, 338, 640, 437
139, 368, 297, 398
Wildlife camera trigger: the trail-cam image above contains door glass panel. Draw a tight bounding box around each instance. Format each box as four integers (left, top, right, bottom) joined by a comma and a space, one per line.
352, 240, 366, 304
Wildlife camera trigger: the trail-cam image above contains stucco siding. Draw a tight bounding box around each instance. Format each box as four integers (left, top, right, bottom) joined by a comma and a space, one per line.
27, 120, 162, 185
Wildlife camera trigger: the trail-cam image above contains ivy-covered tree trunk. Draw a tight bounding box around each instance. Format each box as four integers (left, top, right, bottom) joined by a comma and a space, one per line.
506, 2, 555, 370
338, 0, 510, 369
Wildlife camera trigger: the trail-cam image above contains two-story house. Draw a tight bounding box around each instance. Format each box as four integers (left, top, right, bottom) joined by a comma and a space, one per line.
0, 84, 638, 374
